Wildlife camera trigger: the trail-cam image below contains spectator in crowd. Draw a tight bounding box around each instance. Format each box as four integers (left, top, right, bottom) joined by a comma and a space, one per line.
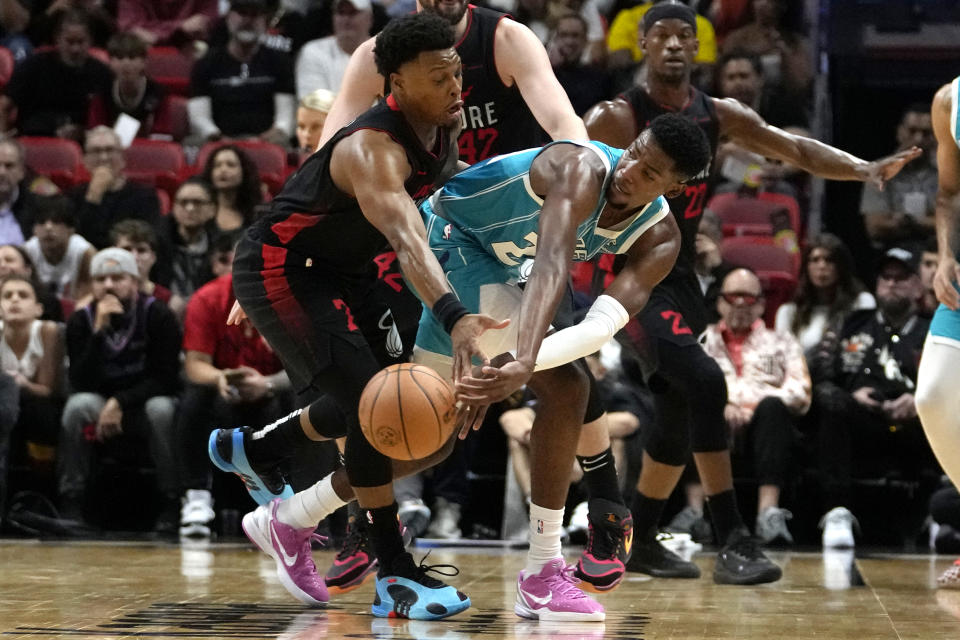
775, 233, 875, 361
175, 271, 292, 538
715, 51, 807, 129
699, 268, 810, 543
117, 0, 218, 48
296, 89, 335, 154
295, 0, 372, 99
812, 247, 937, 549
721, 0, 811, 96
68, 126, 162, 250
510, 0, 606, 64
155, 177, 218, 319
0, 244, 64, 322
188, 0, 296, 146
860, 104, 938, 250
200, 145, 263, 236
607, 0, 717, 71
695, 209, 738, 322
58, 248, 181, 529
110, 219, 171, 305
23, 195, 95, 302
918, 239, 939, 318
0, 0, 33, 62
548, 13, 613, 116
27, 0, 116, 49
0, 138, 59, 245
4, 8, 113, 140
87, 32, 172, 139
0, 274, 65, 493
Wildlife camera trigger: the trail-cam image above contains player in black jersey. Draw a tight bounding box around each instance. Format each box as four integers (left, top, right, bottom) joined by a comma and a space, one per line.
584, 2, 921, 585
316, 0, 638, 596
210, 15, 508, 619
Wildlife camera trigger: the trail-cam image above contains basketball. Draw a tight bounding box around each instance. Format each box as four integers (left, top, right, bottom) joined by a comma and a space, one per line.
358, 363, 458, 460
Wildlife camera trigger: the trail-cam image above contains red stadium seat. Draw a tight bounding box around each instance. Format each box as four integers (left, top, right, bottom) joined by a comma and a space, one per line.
0, 46, 14, 89
20, 137, 84, 189
721, 236, 799, 326
708, 191, 802, 259
124, 139, 186, 198
155, 188, 170, 215
146, 47, 193, 96
195, 140, 290, 195
164, 95, 189, 142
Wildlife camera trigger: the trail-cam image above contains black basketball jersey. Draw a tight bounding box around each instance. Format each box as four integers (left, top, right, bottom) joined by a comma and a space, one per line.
455, 5, 545, 164
620, 85, 720, 331
250, 96, 459, 275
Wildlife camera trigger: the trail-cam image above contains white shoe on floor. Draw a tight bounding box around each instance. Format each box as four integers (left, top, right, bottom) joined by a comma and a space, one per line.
820, 506, 858, 549
179, 489, 215, 538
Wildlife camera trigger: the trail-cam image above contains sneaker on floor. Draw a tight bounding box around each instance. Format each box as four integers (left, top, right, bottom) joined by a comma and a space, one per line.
371, 552, 470, 620
755, 506, 794, 545
242, 498, 329, 606
398, 499, 431, 540
820, 506, 858, 549
573, 498, 633, 593
179, 489, 215, 538
938, 559, 960, 589
208, 427, 293, 506
665, 506, 713, 543
515, 558, 605, 622
625, 532, 701, 579
713, 528, 782, 585
426, 497, 461, 539
325, 514, 378, 593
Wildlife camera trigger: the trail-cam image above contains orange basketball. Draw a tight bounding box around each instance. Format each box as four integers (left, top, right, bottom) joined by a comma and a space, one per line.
358, 363, 458, 460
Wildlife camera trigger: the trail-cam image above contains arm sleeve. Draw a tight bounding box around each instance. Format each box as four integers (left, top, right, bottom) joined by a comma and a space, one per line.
113, 304, 183, 410
534, 295, 629, 371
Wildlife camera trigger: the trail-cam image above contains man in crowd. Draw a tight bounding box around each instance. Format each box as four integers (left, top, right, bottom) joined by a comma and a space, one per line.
296, 0, 373, 98
700, 268, 810, 544
0, 138, 58, 245
58, 248, 181, 531
815, 248, 936, 548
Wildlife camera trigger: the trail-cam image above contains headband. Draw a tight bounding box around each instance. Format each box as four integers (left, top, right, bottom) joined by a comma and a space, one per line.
642, 3, 697, 34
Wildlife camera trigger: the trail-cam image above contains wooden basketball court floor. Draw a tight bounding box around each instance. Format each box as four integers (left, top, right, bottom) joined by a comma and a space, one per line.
2, 540, 960, 639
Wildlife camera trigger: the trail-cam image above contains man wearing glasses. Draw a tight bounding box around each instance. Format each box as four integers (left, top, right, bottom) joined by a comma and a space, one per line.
813, 247, 937, 549
68, 126, 161, 249
699, 268, 810, 546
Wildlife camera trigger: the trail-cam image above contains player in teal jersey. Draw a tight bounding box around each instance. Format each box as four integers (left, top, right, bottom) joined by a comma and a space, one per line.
916, 76, 960, 588
408, 113, 711, 620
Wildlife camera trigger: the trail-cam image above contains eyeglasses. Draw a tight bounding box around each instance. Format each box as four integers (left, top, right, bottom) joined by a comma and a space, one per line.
175, 198, 213, 208
720, 291, 762, 305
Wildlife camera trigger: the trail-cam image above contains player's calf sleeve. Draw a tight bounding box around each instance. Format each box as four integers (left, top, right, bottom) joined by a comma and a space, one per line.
277, 473, 348, 529
916, 338, 960, 486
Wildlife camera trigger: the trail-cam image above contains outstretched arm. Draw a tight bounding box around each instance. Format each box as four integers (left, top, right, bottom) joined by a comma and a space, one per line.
532, 210, 680, 371
715, 97, 921, 189
495, 19, 587, 142
331, 131, 508, 388
931, 82, 960, 309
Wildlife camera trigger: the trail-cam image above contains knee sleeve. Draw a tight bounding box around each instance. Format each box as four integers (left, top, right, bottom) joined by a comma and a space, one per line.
308, 395, 348, 439
643, 382, 692, 466
916, 338, 960, 487
581, 359, 606, 424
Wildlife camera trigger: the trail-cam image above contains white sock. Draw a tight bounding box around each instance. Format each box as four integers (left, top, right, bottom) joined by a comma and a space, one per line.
525, 503, 564, 575
276, 473, 348, 529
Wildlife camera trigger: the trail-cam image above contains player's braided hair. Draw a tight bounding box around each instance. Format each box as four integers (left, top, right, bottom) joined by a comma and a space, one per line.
648, 113, 712, 181
374, 13, 456, 78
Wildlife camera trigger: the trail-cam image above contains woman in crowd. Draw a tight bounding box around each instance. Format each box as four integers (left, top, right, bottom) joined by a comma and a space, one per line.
200, 145, 262, 236
775, 233, 875, 358
296, 88, 336, 156
0, 244, 63, 322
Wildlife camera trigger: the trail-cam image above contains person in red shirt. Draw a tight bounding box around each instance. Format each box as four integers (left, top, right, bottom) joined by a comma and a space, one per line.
174, 273, 293, 538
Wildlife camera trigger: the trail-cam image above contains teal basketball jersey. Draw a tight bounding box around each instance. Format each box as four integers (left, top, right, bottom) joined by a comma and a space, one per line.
420, 140, 670, 281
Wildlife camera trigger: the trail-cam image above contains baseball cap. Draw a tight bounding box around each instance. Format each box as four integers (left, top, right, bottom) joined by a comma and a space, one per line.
90, 248, 139, 279
880, 247, 919, 273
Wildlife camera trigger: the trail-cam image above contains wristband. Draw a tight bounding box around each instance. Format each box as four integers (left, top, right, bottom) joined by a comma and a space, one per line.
433, 292, 469, 334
